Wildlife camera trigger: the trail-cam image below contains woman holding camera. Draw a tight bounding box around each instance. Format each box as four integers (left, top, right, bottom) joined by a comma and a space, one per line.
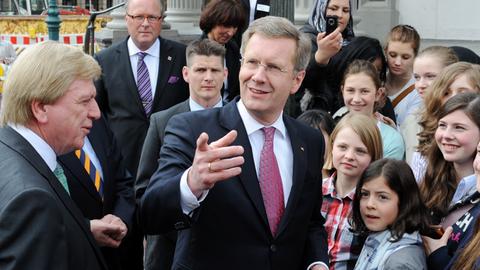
300, 0, 358, 114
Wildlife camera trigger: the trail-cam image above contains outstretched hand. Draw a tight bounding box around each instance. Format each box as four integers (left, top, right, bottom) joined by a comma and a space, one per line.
187, 130, 244, 198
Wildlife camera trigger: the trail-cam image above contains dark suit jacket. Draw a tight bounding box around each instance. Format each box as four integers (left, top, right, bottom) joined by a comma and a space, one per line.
59, 117, 135, 270
136, 99, 190, 202
0, 127, 107, 270
135, 100, 190, 270
95, 36, 189, 177
140, 98, 328, 270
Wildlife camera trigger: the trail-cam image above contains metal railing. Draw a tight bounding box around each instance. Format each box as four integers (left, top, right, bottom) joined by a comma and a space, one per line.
83, 1, 125, 56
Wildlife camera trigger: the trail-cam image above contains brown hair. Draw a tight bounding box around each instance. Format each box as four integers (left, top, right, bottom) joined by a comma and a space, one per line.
385, 24, 421, 56
199, 0, 245, 34
185, 39, 226, 66
420, 93, 480, 220
417, 62, 480, 155
241, 16, 311, 73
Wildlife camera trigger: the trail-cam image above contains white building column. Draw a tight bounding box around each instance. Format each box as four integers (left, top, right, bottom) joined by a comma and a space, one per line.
355, 0, 398, 42
294, 0, 313, 25
163, 0, 202, 38
165, 0, 201, 25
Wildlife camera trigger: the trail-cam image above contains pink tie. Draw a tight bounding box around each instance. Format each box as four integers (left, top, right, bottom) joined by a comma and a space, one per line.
259, 127, 285, 236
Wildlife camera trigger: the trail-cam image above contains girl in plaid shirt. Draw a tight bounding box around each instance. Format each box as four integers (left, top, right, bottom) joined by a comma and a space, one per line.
322, 113, 383, 269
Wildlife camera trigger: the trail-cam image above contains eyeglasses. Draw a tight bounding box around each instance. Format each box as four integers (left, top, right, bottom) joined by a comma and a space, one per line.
126, 13, 163, 23
241, 58, 289, 76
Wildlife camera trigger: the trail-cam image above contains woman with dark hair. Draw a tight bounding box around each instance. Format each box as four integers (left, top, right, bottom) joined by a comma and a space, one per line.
199, 0, 245, 101
300, 0, 356, 114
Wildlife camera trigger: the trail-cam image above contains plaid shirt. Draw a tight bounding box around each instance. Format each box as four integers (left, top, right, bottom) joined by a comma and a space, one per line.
321, 173, 364, 270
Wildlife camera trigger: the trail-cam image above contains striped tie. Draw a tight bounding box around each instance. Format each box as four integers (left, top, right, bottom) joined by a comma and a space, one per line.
137, 52, 153, 116
75, 149, 103, 198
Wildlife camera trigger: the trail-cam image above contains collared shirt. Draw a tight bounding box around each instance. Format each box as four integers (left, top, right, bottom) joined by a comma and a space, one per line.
82, 137, 104, 180
388, 77, 422, 128
9, 124, 57, 172
451, 174, 477, 206
189, 97, 223, 112
179, 99, 292, 210
128, 37, 160, 96
321, 173, 360, 270
248, 0, 257, 23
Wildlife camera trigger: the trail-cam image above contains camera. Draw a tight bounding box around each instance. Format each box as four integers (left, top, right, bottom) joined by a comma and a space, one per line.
325, 15, 338, 35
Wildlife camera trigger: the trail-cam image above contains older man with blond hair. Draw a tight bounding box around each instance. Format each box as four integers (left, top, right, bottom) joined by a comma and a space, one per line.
0, 41, 108, 270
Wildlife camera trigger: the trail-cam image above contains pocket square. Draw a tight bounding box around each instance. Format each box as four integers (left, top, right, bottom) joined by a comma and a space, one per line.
168, 76, 179, 84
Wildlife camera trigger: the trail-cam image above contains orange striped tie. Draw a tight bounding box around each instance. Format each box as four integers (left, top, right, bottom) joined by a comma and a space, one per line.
75, 149, 103, 198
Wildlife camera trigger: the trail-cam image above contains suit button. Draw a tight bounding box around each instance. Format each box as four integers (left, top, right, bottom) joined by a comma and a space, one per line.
270, 244, 277, 252
174, 222, 185, 230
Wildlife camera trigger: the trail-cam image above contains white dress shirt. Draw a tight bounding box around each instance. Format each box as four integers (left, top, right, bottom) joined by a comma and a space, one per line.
179, 99, 293, 212
189, 97, 223, 112
248, 0, 257, 23
128, 38, 160, 97
10, 124, 57, 172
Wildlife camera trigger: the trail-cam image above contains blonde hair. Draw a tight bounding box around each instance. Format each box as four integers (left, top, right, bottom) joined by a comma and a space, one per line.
416, 46, 458, 68
417, 62, 480, 155
324, 113, 383, 170
1, 41, 101, 126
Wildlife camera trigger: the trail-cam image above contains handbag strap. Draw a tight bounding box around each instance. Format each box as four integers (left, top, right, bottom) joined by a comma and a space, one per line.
391, 84, 416, 108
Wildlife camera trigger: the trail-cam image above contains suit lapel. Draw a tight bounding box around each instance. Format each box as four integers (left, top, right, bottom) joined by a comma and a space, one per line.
218, 100, 270, 231
276, 116, 307, 236
152, 37, 175, 111
0, 127, 107, 268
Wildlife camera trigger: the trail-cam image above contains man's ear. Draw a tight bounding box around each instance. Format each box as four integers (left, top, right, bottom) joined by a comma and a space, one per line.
182, 66, 190, 83
31, 100, 48, 124
290, 70, 306, 95
224, 67, 228, 80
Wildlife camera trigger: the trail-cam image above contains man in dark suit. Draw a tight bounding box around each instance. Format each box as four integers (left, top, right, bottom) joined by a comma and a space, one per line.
0, 42, 107, 269
94, 0, 189, 177
95, 0, 189, 268
136, 38, 227, 270
58, 116, 135, 270
141, 16, 329, 270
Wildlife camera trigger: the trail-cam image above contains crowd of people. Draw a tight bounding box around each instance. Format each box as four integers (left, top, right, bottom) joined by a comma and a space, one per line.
0, 0, 479, 269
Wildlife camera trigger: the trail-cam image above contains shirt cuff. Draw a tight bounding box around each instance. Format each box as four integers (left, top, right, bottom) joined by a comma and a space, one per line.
179, 167, 209, 215
307, 261, 328, 270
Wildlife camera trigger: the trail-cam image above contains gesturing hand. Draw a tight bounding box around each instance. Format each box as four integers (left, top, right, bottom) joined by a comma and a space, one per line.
187, 130, 245, 198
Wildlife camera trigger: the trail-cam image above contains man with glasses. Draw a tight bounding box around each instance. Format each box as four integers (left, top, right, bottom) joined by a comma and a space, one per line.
94, 0, 188, 269
141, 16, 329, 270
